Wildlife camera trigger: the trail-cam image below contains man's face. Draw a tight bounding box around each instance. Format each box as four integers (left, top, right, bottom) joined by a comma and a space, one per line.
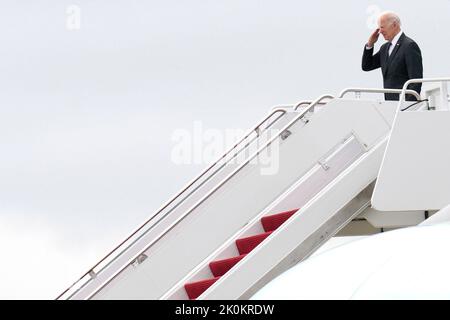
378, 17, 398, 41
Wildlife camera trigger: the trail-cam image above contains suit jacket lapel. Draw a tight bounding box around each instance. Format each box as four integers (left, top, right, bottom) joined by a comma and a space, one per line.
387, 33, 405, 67
383, 33, 405, 76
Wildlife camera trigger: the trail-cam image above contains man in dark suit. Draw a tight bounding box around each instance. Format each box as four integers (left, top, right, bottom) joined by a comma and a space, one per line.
362, 12, 423, 101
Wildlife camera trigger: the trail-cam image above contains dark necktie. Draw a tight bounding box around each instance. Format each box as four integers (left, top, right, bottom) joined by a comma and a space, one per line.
387, 42, 393, 57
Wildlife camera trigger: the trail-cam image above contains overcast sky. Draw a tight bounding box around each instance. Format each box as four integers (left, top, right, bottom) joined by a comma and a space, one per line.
0, 0, 449, 299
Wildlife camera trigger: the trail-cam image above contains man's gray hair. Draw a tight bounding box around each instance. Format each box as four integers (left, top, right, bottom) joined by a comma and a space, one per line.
378, 11, 402, 27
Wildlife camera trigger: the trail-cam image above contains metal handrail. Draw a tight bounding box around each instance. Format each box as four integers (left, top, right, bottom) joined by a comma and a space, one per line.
79, 93, 334, 300
397, 78, 450, 113
294, 96, 334, 111
339, 87, 421, 101
293, 100, 312, 110
57, 105, 290, 299
266, 99, 331, 133
264, 106, 297, 129
271, 105, 295, 111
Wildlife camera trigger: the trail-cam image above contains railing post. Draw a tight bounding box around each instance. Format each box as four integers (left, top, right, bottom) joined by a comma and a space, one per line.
440, 82, 449, 110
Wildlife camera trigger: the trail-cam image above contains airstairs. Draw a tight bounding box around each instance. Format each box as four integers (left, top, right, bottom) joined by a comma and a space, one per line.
58, 79, 450, 300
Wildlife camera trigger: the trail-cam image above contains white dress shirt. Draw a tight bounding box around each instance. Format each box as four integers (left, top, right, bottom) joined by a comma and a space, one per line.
388, 30, 403, 56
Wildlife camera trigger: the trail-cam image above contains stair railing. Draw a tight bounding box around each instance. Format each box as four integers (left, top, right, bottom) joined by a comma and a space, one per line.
397, 78, 450, 112
75, 94, 334, 300
339, 88, 420, 101
294, 96, 333, 111
57, 105, 294, 299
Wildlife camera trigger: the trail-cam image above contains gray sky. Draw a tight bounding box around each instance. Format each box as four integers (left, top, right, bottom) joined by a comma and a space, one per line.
0, 0, 449, 299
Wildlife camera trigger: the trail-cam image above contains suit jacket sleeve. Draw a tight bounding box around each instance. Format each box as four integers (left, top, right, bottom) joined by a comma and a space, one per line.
362, 45, 381, 71
405, 41, 423, 94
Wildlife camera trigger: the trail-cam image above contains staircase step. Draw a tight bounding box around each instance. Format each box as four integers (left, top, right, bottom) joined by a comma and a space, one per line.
184, 276, 221, 300
183, 209, 299, 299
235, 231, 273, 255
261, 209, 299, 232
209, 254, 247, 277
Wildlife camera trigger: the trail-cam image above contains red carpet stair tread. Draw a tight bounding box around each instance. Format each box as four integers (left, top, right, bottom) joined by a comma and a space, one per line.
183, 208, 299, 299
261, 209, 299, 232
209, 254, 247, 277
184, 277, 221, 300
235, 231, 273, 255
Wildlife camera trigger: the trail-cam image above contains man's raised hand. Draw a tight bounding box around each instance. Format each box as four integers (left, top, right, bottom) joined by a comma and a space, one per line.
367, 28, 380, 48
